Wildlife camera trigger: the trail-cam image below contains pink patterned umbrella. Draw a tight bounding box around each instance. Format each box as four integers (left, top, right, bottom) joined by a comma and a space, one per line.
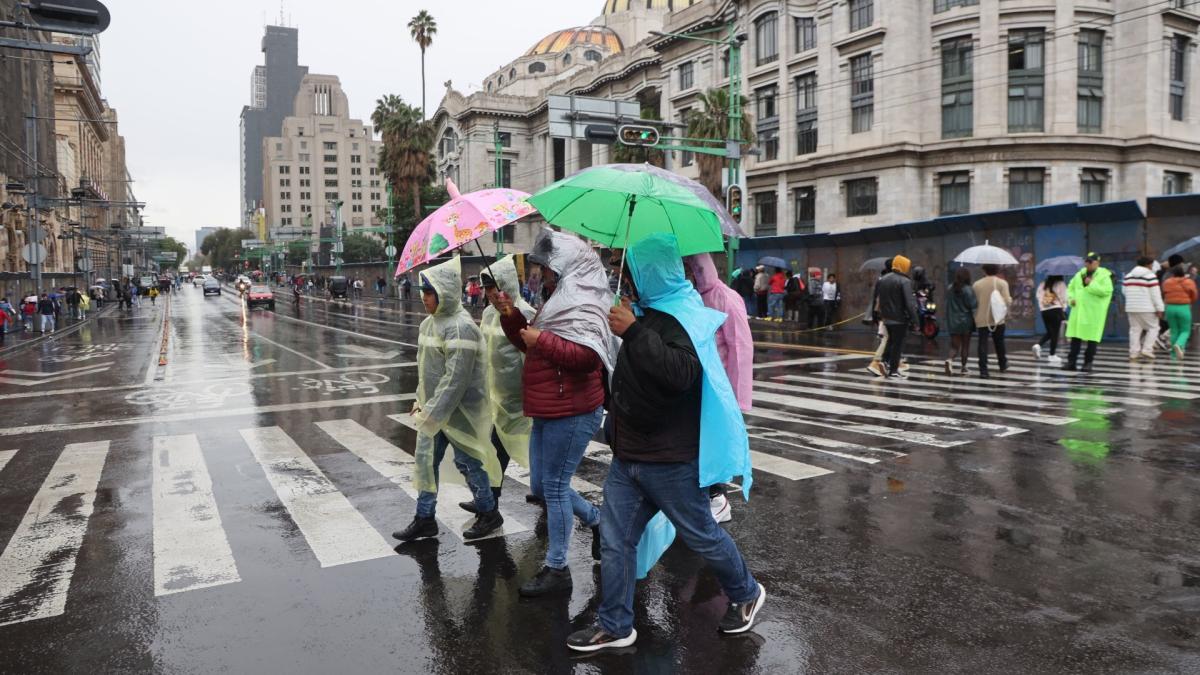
394, 179, 536, 276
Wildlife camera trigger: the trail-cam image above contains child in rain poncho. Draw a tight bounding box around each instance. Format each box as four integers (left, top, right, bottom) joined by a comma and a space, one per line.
392, 256, 504, 543
475, 255, 536, 505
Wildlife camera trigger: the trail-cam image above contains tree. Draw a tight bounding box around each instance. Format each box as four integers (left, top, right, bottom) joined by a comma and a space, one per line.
408, 10, 437, 119
341, 233, 385, 264
200, 229, 257, 271
372, 95, 436, 220
155, 236, 188, 267
686, 88, 756, 199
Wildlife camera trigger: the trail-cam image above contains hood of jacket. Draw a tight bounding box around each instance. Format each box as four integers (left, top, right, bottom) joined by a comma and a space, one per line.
420, 256, 463, 317
488, 254, 523, 299
626, 234, 699, 310
684, 252, 721, 296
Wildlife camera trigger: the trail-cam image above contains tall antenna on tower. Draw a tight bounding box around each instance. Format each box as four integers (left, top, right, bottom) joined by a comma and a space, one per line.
279, 0, 285, 26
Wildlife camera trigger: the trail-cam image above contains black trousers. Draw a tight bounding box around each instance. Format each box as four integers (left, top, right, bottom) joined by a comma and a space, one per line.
808, 302, 825, 329
1038, 308, 1064, 355
977, 325, 1008, 374
1067, 338, 1098, 367
755, 294, 768, 317
884, 324, 907, 374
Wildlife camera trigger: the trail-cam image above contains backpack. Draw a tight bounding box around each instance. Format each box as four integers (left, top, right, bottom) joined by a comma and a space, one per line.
785, 276, 804, 296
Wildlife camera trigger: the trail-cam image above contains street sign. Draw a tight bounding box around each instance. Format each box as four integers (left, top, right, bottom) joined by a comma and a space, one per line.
77, 258, 94, 272
21, 243, 47, 265
549, 95, 640, 141
270, 226, 309, 241
26, 0, 111, 36
241, 239, 266, 249
384, 245, 397, 257
332, 242, 344, 254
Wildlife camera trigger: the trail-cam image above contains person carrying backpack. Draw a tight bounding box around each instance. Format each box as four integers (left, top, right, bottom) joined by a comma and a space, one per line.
784, 272, 805, 323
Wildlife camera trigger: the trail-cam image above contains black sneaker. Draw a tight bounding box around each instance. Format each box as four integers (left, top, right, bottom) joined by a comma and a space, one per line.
567, 625, 637, 652
525, 493, 544, 505
392, 516, 438, 542
1062, 363, 1078, 372
463, 509, 504, 540
458, 501, 478, 514
1080, 362, 1093, 373
519, 565, 572, 597
591, 525, 601, 562
718, 583, 767, 634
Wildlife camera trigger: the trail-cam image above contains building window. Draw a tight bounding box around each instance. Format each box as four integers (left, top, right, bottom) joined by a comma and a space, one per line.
721, 50, 730, 78
1008, 29, 1045, 132
323, 154, 337, 163
796, 73, 818, 155
299, 166, 310, 175
942, 37, 974, 139
323, 142, 337, 151
440, 129, 457, 157
850, 54, 874, 133
795, 17, 816, 52
755, 12, 778, 66
324, 180, 338, 188
298, 153, 310, 162
324, 167, 338, 175
849, 0, 874, 32
756, 85, 779, 161
938, 172, 970, 215
563, 53, 571, 65
754, 191, 778, 236
279, 165, 290, 174
528, 61, 546, 74
1078, 30, 1104, 132
1080, 168, 1108, 204
795, 187, 816, 233
553, 138, 566, 180
584, 49, 602, 62
509, 68, 516, 80
325, 192, 339, 201
1009, 168, 1045, 208
678, 109, 694, 166
679, 61, 694, 90
350, 155, 361, 163
498, 132, 512, 147
934, 0, 978, 12
845, 178, 877, 216
1171, 35, 1188, 121
1163, 170, 1192, 194
500, 159, 512, 188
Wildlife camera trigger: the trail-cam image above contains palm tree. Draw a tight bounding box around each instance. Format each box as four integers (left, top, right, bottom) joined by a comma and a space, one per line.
686, 88, 755, 199
373, 95, 436, 220
408, 11, 437, 119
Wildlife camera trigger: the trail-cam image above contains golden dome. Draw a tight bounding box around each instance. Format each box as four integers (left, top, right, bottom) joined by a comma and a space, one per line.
602, 0, 686, 13
525, 25, 623, 56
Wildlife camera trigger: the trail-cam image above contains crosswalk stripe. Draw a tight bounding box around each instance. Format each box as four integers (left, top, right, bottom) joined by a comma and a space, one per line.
327, 418, 531, 542
979, 361, 1200, 392
152, 435, 241, 596
788, 370, 1133, 411
239, 426, 394, 568
754, 389, 1026, 437
753, 354, 870, 370
0, 449, 15, 474
0, 441, 109, 627
746, 406, 968, 448
904, 363, 1199, 399
759, 378, 1077, 426
746, 427, 890, 464
386, 413, 602, 496
583, 434, 835, 481
1007, 351, 1200, 373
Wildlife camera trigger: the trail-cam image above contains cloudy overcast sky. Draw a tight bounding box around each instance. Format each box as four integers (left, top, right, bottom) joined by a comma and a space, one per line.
100, 0, 594, 250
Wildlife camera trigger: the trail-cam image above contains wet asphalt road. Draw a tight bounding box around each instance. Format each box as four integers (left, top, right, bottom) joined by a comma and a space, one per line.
0, 285, 1197, 674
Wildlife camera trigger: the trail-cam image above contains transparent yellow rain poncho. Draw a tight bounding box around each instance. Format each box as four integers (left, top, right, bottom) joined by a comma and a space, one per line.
478, 255, 536, 468
413, 256, 502, 492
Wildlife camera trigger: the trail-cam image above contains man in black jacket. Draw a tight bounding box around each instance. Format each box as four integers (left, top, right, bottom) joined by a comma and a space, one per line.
875, 255, 919, 378
567, 241, 764, 653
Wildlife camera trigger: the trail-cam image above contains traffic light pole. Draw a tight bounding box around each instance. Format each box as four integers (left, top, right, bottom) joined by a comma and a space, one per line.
493, 121, 504, 256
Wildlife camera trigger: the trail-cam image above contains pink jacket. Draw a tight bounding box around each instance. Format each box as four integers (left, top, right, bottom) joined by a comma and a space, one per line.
685, 253, 754, 412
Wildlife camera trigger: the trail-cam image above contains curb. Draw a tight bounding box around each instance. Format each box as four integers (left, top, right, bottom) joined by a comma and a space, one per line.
0, 304, 120, 359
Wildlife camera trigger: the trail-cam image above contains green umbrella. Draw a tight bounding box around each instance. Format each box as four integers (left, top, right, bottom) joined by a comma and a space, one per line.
527, 164, 727, 258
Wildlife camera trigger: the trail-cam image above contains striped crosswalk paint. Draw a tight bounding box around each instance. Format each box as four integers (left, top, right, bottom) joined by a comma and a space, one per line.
319, 418, 531, 542
0, 449, 15, 474
746, 406, 968, 448
0, 441, 109, 627
239, 426, 394, 568
754, 390, 1026, 437
581, 434, 836, 481
903, 362, 1199, 400
153, 435, 241, 596
759, 378, 1077, 426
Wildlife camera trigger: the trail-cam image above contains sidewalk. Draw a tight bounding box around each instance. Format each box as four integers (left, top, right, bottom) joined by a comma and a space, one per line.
0, 303, 118, 357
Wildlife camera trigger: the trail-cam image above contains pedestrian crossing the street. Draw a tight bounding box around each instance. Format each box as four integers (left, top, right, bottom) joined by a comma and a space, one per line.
0, 346, 1194, 628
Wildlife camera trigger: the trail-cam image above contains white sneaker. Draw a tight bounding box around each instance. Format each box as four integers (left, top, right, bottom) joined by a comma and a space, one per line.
1047, 355, 1062, 366
1032, 344, 1042, 359
710, 493, 732, 524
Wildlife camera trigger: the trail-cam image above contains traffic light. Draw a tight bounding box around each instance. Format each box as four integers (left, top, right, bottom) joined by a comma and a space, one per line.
617, 124, 660, 147
727, 185, 743, 224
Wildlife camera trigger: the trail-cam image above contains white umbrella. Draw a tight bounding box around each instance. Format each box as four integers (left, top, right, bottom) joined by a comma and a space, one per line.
954, 241, 1018, 266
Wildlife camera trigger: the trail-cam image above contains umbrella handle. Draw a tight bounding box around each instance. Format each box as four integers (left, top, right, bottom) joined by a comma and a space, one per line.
613, 195, 636, 306
474, 239, 497, 282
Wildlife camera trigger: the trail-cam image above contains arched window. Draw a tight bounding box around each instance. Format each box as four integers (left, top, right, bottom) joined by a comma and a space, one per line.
487, 81, 493, 91
528, 61, 546, 74
498, 75, 504, 84
584, 49, 602, 62
509, 68, 516, 79
439, 129, 458, 158
563, 53, 572, 65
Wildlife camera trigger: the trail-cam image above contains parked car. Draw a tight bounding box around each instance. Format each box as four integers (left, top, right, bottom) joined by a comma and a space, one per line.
246, 284, 275, 310
328, 276, 349, 300
202, 277, 221, 296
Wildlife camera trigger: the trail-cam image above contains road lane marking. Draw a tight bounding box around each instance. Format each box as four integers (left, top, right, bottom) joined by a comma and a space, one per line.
152, 435, 241, 596
320, 418, 530, 543
0, 365, 111, 387
250, 302, 419, 349
0, 441, 109, 627
0, 393, 415, 438
758, 378, 1075, 426
753, 390, 1026, 437
904, 362, 1200, 399
0, 449, 15, 473
250, 331, 332, 370
753, 354, 871, 370
745, 427, 899, 464
746, 406, 968, 448
239, 426, 394, 568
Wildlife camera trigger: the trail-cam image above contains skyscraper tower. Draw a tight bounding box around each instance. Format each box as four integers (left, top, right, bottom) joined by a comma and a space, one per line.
239, 25, 307, 230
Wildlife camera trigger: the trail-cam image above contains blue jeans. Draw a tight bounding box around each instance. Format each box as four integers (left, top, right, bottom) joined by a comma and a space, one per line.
531, 407, 602, 569
598, 457, 758, 638
767, 292, 784, 319
415, 432, 495, 518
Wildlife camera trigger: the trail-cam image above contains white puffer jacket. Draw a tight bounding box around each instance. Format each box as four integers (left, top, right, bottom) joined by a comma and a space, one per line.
1122, 265, 1164, 314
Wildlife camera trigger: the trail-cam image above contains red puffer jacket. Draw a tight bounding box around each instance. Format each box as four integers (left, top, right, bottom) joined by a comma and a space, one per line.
500, 310, 605, 419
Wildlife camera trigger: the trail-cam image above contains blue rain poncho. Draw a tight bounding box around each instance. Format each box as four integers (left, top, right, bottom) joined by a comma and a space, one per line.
413, 256, 502, 492
622, 234, 753, 579
478, 255, 535, 468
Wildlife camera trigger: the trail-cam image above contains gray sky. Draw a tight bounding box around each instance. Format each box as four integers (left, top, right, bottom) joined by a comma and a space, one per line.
101, 0, 595, 251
